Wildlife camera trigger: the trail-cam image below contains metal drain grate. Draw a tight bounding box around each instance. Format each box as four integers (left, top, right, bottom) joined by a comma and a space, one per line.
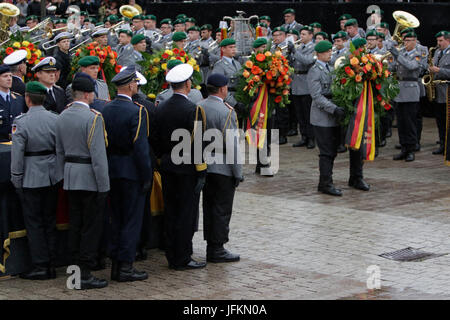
379, 247, 446, 262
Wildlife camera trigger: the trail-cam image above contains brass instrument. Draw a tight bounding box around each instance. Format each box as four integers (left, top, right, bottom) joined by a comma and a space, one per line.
164, 40, 173, 50
119, 5, 140, 19
391, 11, 420, 47
194, 40, 219, 60
0, 3, 20, 41
422, 46, 438, 102
373, 51, 393, 64
278, 39, 302, 51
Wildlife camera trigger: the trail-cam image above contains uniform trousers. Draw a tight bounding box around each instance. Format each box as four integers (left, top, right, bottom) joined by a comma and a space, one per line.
292, 94, 314, 141
109, 179, 146, 263
67, 190, 105, 276
395, 101, 419, 152
203, 173, 235, 247
274, 104, 290, 137
161, 172, 199, 267
433, 102, 446, 146
22, 186, 58, 268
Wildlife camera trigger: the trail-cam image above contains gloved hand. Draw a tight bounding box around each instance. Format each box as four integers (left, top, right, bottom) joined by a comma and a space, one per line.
194, 170, 207, 194
333, 107, 345, 120
234, 102, 246, 114
201, 48, 210, 65
389, 46, 399, 58
287, 41, 295, 55
142, 179, 153, 194
234, 176, 244, 188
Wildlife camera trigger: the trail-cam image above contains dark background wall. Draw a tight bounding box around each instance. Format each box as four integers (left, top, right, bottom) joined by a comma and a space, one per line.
143, 1, 450, 48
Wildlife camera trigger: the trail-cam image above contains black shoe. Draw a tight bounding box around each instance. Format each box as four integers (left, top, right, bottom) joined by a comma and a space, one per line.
393, 152, 407, 160
20, 267, 51, 280
395, 144, 401, 150
287, 129, 298, 136
432, 146, 444, 155
414, 144, 421, 152
278, 136, 287, 145
111, 259, 119, 281
318, 184, 342, 196
170, 259, 206, 271
337, 145, 347, 153
405, 152, 415, 162
91, 258, 106, 271
348, 177, 370, 191
118, 262, 148, 282
207, 248, 240, 263
306, 139, 315, 149
80, 275, 108, 290
379, 139, 386, 147
292, 138, 307, 147
135, 247, 148, 261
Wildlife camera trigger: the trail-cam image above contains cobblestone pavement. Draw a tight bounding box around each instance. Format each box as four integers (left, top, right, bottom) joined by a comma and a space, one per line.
1, 118, 450, 300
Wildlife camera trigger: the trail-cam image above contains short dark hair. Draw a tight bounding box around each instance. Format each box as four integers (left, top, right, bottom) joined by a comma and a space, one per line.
25, 92, 46, 105
206, 84, 220, 95
170, 79, 189, 91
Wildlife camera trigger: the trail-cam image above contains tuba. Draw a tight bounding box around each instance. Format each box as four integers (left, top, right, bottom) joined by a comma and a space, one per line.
119, 5, 140, 19
391, 11, 420, 47
0, 3, 20, 41
422, 46, 438, 102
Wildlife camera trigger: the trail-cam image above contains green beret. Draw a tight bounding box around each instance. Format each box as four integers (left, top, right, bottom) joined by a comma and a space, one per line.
314, 31, 328, 40
146, 15, 157, 21
310, 22, 322, 28
400, 27, 414, 35
435, 30, 449, 38
131, 34, 146, 45
344, 18, 358, 27
176, 14, 187, 20
352, 38, 367, 49
173, 18, 185, 25
253, 37, 267, 48
160, 18, 172, 25
366, 30, 378, 38
403, 31, 417, 39
132, 14, 144, 20
288, 29, 299, 36
333, 31, 347, 40
78, 55, 100, 67
172, 31, 187, 42
259, 16, 271, 22
167, 59, 183, 70
26, 15, 38, 22
283, 8, 295, 15
187, 26, 200, 32
80, 11, 88, 17
106, 15, 119, 23
257, 22, 268, 29
215, 28, 222, 33
185, 17, 196, 23
377, 32, 385, 39
220, 38, 236, 47
314, 40, 333, 53
118, 29, 133, 37
300, 25, 313, 33
378, 22, 389, 29
272, 26, 286, 34
26, 81, 47, 95
338, 14, 352, 21
200, 24, 212, 31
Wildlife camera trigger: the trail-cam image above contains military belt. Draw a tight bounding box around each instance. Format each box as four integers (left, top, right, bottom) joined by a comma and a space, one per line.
64, 156, 92, 164
398, 77, 419, 81
294, 71, 308, 75
323, 94, 332, 99
25, 150, 55, 157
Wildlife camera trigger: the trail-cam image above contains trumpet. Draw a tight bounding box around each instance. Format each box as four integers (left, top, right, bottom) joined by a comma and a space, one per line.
278, 39, 302, 52
164, 40, 173, 50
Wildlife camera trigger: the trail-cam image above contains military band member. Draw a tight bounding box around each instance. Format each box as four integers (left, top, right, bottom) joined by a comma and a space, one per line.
338, 14, 365, 39
132, 14, 145, 35
388, 31, 427, 162
102, 66, 152, 282
32, 57, 67, 114
310, 22, 322, 35
282, 8, 303, 33
376, 22, 393, 44
199, 24, 214, 83
53, 32, 73, 89
271, 26, 289, 53
287, 29, 299, 42
159, 18, 173, 48
173, 18, 186, 33
309, 40, 369, 196
344, 19, 362, 43
172, 31, 187, 49
366, 30, 381, 54
144, 15, 158, 32
430, 31, 450, 155
376, 32, 388, 55
55, 76, 109, 290
92, 28, 109, 47
314, 31, 329, 43
26, 16, 44, 39
105, 15, 120, 48
186, 26, 202, 57
185, 17, 196, 30
116, 29, 134, 66
11, 81, 59, 280
259, 15, 272, 37
3, 49, 27, 96
119, 34, 146, 72
290, 25, 316, 149
209, 28, 223, 67
200, 74, 242, 263
152, 63, 207, 270
330, 31, 348, 67
257, 22, 271, 41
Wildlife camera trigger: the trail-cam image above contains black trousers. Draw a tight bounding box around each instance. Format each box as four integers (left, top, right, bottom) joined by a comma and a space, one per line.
22, 186, 58, 269
202, 173, 235, 247
288, 100, 297, 131
161, 172, 199, 267
434, 102, 446, 146
68, 190, 105, 274
292, 94, 314, 140
395, 101, 419, 152
109, 179, 146, 263
274, 104, 290, 137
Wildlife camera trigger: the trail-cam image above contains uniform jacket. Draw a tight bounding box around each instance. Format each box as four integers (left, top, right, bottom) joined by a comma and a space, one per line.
102, 95, 152, 182
117, 43, 134, 67
307, 61, 339, 127
12, 76, 25, 96
199, 95, 242, 179
0, 91, 26, 141
212, 57, 242, 107
155, 87, 203, 106
330, 47, 348, 67
282, 21, 303, 33
66, 79, 110, 103
54, 48, 71, 89
290, 41, 316, 95
10, 106, 59, 188
43, 85, 67, 114
55, 102, 109, 192
433, 45, 450, 104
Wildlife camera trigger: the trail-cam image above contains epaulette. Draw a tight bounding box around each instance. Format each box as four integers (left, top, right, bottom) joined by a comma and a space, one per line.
88, 109, 108, 148
159, 89, 169, 95
89, 108, 101, 115
193, 104, 207, 172
53, 84, 63, 90
11, 92, 21, 98
97, 79, 106, 83
14, 113, 26, 121
133, 101, 149, 143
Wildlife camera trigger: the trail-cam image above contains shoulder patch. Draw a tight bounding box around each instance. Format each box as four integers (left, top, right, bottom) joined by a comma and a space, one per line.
90, 108, 101, 115
12, 123, 17, 134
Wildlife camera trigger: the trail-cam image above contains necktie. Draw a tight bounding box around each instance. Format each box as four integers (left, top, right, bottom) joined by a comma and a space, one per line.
326, 64, 330, 72
231, 59, 237, 70
437, 50, 443, 64
94, 82, 98, 97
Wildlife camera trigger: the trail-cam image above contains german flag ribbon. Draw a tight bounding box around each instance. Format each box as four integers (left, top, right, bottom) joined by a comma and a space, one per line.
246, 83, 269, 149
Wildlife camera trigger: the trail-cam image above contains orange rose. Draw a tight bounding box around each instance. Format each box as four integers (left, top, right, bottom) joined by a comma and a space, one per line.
269, 88, 276, 94
110, 59, 116, 65
350, 57, 359, 66
265, 51, 272, 57
361, 56, 368, 64
384, 70, 390, 78
245, 60, 253, 69
251, 66, 262, 75
5, 47, 14, 55
355, 74, 362, 82
266, 72, 273, 80
90, 50, 96, 56
256, 53, 266, 62
253, 75, 260, 82
365, 63, 372, 71
270, 81, 276, 87
243, 70, 250, 78
282, 89, 289, 95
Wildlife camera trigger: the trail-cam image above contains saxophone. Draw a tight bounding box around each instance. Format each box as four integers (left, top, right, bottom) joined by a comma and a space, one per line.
422, 46, 438, 102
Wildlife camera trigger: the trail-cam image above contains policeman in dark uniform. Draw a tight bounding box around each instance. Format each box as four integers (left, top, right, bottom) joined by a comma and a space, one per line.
152, 63, 207, 270
102, 66, 152, 282
11, 81, 59, 280
0, 64, 26, 142
3, 49, 27, 96
32, 57, 67, 114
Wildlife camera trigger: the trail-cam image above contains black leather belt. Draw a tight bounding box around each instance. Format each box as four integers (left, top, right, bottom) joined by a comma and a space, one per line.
295, 71, 308, 75
65, 156, 92, 164
25, 150, 55, 157
324, 95, 332, 99
398, 77, 418, 81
